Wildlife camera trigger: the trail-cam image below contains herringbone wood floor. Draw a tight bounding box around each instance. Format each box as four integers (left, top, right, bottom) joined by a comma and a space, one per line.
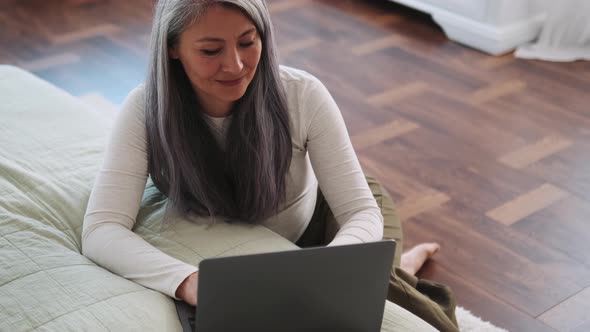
2, 1, 590, 331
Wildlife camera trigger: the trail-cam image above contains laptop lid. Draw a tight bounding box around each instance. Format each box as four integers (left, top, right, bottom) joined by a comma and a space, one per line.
194, 240, 395, 332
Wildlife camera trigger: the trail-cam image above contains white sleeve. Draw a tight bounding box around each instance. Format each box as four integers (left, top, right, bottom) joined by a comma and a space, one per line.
82, 86, 198, 300
303, 77, 384, 246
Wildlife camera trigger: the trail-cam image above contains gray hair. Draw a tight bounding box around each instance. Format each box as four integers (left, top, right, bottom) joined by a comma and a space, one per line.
145, 0, 292, 223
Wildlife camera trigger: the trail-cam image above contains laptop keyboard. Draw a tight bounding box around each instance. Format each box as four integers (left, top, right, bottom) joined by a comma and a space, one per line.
174, 299, 196, 332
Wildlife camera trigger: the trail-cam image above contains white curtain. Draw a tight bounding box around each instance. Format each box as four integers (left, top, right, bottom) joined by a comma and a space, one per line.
515, 0, 590, 62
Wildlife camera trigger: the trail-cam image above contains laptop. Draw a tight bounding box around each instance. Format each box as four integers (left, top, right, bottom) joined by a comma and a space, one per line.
175, 240, 395, 332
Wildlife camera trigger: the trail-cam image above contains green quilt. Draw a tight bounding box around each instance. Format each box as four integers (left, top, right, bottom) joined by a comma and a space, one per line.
0, 65, 435, 331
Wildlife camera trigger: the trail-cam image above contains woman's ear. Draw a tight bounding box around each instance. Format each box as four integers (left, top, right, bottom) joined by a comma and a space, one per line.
169, 47, 180, 60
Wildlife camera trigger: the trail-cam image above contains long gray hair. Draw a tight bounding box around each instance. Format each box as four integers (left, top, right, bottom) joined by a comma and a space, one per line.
145, 0, 292, 223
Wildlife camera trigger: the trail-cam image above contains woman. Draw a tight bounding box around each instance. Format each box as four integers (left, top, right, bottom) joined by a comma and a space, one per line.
82, 0, 457, 330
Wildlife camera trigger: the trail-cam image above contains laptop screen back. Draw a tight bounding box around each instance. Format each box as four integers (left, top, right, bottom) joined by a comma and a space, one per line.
194, 240, 395, 332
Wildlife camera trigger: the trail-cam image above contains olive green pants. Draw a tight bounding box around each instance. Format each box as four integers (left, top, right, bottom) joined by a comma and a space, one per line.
296, 176, 459, 332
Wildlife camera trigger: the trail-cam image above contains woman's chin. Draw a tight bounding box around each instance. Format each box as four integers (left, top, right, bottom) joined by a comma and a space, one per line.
217, 89, 248, 103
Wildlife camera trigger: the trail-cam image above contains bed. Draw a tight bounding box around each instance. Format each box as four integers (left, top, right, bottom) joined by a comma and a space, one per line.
388, 0, 545, 55
0, 65, 435, 331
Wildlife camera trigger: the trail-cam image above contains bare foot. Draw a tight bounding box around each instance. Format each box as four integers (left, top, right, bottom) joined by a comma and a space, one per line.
400, 243, 440, 276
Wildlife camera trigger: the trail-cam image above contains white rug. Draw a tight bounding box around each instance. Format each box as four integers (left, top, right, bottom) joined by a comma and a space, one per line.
456, 306, 509, 332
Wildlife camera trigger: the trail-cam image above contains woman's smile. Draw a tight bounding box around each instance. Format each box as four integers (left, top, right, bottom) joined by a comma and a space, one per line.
216, 76, 245, 86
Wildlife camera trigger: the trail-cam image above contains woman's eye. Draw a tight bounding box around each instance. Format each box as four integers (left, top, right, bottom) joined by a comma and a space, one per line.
200, 41, 254, 55
201, 49, 221, 56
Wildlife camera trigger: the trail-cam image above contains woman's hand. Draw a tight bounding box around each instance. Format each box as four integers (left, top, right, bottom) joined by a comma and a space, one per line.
176, 271, 199, 306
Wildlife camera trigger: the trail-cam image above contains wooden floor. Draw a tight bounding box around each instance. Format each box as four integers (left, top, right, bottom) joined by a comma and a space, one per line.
2, 0, 590, 331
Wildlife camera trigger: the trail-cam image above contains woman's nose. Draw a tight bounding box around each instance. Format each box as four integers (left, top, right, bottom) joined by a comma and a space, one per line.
222, 47, 244, 74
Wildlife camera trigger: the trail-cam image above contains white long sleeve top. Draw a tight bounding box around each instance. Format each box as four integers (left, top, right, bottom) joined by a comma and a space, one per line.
82, 66, 384, 300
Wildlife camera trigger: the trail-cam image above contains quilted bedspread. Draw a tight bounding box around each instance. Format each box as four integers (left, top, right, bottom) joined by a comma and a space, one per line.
0, 65, 435, 331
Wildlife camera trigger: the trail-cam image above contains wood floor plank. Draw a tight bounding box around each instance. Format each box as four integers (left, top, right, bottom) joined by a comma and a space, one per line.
397, 91, 531, 156
486, 184, 569, 226
418, 262, 557, 332
268, 0, 312, 14
49, 23, 120, 45
378, 46, 487, 96
526, 142, 590, 202
405, 202, 590, 317
512, 185, 590, 268
351, 35, 406, 55
316, 0, 406, 28
371, 14, 404, 27
477, 53, 517, 70
397, 190, 450, 222
359, 157, 436, 203
499, 135, 573, 169
468, 79, 527, 104
279, 37, 321, 57
539, 286, 590, 332
487, 93, 590, 143
352, 118, 419, 150
367, 82, 429, 107
361, 127, 541, 215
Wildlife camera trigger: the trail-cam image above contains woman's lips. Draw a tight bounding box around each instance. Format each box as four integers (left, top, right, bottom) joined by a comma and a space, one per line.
217, 77, 244, 86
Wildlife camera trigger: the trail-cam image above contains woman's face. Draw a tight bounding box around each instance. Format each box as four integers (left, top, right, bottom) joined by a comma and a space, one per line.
170, 5, 262, 115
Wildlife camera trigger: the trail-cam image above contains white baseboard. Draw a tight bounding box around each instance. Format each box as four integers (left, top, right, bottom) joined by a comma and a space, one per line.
432, 9, 546, 55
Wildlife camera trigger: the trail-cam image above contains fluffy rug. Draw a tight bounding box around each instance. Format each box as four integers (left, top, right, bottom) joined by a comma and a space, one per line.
456, 306, 509, 332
